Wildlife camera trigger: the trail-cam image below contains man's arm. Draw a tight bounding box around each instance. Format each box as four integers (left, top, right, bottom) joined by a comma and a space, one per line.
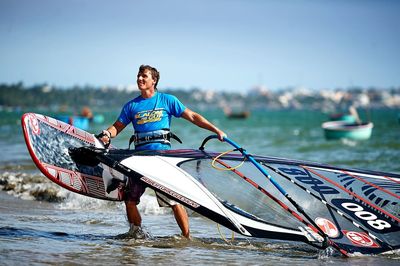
99, 121, 126, 144
181, 108, 226, 140
107, 121, 126, 137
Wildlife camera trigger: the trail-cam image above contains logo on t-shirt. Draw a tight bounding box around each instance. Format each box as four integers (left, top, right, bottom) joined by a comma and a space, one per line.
135, 109, 164, 125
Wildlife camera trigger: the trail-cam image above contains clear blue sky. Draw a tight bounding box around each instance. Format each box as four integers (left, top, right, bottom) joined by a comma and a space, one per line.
1, 0, 399, 91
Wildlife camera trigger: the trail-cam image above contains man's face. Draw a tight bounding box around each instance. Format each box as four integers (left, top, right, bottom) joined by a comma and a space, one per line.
137, 70, 156, 91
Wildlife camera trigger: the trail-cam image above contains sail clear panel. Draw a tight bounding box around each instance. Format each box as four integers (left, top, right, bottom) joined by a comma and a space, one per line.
179, 158, 308, 230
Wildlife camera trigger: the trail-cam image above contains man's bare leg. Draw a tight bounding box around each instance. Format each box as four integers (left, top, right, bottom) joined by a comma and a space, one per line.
125, 200, 141, 226
123, 200, 148, 239
171, 204, 190, 238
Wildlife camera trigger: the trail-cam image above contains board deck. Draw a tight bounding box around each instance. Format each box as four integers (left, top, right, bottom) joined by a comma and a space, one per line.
21, 113, 124, 201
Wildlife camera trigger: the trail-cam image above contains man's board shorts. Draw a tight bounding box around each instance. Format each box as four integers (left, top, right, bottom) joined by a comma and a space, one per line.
124, 175, 178, 207
155, 191, 178, 207
124, 177, 146, 204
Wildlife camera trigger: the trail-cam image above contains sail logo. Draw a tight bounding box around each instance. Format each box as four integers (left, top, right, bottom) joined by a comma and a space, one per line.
341, 202, 392, 231
332, 199, 396, 233
315, 217, 339, 238
140, 176, 200, 208
278, 167, 339, 195
343, 230, 380, 248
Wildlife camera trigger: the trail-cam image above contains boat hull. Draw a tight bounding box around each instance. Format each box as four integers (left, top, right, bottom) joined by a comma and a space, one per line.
322, 121, 373, 140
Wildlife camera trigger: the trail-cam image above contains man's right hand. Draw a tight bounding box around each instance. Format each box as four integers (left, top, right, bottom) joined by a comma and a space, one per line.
97, 130, 111, 146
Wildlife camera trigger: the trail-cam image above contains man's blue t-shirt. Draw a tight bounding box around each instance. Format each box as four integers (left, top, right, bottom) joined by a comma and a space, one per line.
117, 92, 186, 150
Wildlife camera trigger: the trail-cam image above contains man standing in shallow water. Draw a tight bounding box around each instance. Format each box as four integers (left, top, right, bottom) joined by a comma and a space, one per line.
99, 65, 226, 239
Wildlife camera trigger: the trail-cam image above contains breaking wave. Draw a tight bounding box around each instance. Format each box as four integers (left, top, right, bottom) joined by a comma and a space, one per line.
0, 171, 168, 215
0, 171, 66, 202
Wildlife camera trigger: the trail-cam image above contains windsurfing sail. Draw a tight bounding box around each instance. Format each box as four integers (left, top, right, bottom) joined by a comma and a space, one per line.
22, 113, 400, 256
21, 113, 125, 201
70, 136, 400, 256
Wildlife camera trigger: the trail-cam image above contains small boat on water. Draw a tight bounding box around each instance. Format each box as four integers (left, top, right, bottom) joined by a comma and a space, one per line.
323, 105, 373, 140
226, 111, 250, 119
322, 120, 373, 140
220, 101, 250, 119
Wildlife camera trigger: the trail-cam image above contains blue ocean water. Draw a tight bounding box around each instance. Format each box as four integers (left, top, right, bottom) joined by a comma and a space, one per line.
0, 109, 399, 265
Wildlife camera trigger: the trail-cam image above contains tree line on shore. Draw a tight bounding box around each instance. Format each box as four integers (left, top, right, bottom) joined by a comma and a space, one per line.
1, 82, 399, 112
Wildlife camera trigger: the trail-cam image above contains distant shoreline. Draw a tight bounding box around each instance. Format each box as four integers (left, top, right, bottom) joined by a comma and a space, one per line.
1, 83, 400, 111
